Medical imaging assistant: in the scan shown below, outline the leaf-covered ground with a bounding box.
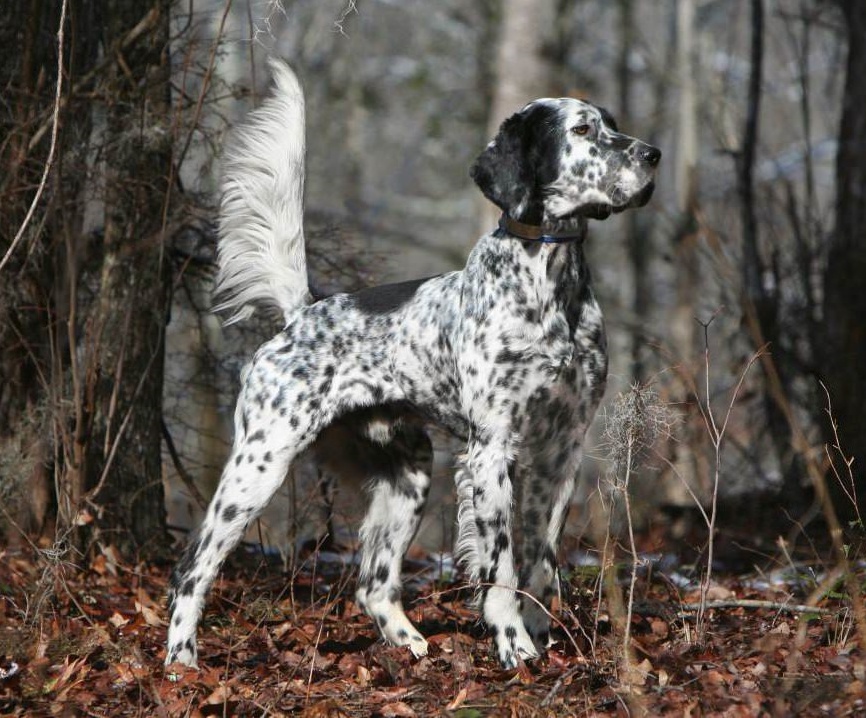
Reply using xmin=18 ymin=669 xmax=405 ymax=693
xmin=0 ymin=540 xmax=863 ymax=717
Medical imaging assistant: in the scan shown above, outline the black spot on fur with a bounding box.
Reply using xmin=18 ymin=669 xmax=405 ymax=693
xmin=222 ymin=505 xmax=238 ymax=523
xmin=495 ymin=532 xmax=509 ymax=551
xmin=353 ymin=276 xmax=439 ymax=315
xmin=375 ymin=563 xmax=389 ymax=584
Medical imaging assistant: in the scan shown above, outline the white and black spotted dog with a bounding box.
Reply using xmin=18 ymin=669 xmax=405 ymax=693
xmin=166 ymin=59 xmax=660 ymax=669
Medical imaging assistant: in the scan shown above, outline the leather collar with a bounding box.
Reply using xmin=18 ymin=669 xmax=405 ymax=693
xmin=497 ymin=214 xmax=585 ymax=244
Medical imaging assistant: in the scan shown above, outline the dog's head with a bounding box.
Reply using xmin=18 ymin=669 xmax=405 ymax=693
xmin=471 ymin=99 xmax=660 ymax=225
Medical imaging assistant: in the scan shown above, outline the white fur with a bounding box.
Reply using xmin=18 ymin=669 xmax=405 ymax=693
xmin=214 ymin=59 xmax=310 ymax=325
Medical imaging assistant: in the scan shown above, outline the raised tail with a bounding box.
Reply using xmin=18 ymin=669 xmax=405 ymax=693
xmin=213 ymin=58 xmax=310 ymax=325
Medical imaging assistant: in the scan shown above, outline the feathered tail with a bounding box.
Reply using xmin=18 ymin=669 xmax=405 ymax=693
xmin=213 ymin=58 xmax=310 ymax=325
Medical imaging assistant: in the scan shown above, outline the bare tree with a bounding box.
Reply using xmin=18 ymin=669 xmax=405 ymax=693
xmin=0 ymin=0 xmax=174 ymax=554
xmin=821 ymin=0 xmax=866 ymax=512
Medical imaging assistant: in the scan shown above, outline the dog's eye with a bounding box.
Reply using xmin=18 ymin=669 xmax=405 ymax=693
xmin=571 ymin=124 xmax=591 ymax=137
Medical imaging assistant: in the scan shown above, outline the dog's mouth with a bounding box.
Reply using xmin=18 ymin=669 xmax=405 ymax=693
xmin=573 ymin=181 xmax=656 ymax=221
xmin=618 ymin=180 xmax=656 ymax=211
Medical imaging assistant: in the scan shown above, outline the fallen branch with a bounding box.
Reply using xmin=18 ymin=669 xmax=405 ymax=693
xmin=678 ymin=598 xmax=834 ymax=616
xmin=540 ymin=663 xmax=586 ymax=708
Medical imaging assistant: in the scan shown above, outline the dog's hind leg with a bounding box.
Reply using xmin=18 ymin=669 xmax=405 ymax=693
xmin=166 ymin=372 xmax=321 ymax=666
xmin=355 ymin=424 xmax=432 ymax=658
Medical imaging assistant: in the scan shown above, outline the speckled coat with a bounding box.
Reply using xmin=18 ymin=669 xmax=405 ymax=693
xmin=166 ymin=59 xmax=660 ymax=669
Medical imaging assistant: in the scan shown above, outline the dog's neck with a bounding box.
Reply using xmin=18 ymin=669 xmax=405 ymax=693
xmin=471 ymin=214 xmax=592 ymax=312
xmin=496 ymin=214 xmax=588 ymax=244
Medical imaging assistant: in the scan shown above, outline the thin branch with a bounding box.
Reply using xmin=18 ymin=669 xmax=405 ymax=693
xmin=678 ymin=599 xmax=834 ymax=616
xmin=174 ymin=0 xmax=233 ymax=169
xmin=0 ymin=0 xmax=68 ymax=274
xmin=161 ymin=420 xmax=208 ymax=510
xmin=24 ymin=8 xmax=160 ymax=154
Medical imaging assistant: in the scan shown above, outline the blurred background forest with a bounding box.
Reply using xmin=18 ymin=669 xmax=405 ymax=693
xmin=1 ymin=0 xmax=864 ymax=567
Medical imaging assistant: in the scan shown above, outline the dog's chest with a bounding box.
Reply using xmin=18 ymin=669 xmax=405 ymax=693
xmin=429 ymin=238 xmax=606 ymax=423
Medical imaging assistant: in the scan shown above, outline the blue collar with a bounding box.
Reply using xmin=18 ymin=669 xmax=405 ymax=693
xmin=496 ymin=214 xmax=585 ymax=244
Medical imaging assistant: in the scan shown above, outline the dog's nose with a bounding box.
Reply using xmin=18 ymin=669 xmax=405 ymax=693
xmin=640 ymin=145 xmax=661 ymax=167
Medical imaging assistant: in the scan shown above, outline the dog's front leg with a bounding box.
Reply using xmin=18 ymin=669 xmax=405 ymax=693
xmin=464 ymin=430 xmax=539 ymax=668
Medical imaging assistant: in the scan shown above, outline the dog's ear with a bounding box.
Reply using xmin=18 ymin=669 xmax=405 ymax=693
xmin=470 ymin=111 xmax=533 ymax=221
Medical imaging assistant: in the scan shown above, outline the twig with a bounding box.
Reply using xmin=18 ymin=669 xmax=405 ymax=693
xmin=334 ymin=0 xmax=359 ymax=36
xmin=174 ymin=0 xmax=233 ymax=170
xmin=82 ymin=330 xmax=163 ymax=505
xmin=697 ymin=190 xmax=866 ymax=656
xmin=25 ymin=8 xmax=160 ymax=153
xmin=622 ymin=439 xmax=639 ymax=659
xmin=540 ymin=663 xmax=585 ymax=707
xmin=0 ymin=0 xmax=67 ymax=274
xmin=692 ymin=316 xmax=766 ymax=641
xmin=678 ymin=599 xmax=834 ymax=616
xmin=305 ymin=590 xmax=329 ymax=704
xmin=160 ymin=420 xmax=208 ymax=510
xmin=819 ymin=380 xmax=861 ymax=525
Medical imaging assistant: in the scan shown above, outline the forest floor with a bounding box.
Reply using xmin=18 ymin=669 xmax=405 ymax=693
xmin=0 ymin=531 xmax=863 ymax=717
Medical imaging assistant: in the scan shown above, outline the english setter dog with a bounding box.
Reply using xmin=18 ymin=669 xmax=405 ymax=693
xmin=166 ymin=59 xmax=660 ymax=669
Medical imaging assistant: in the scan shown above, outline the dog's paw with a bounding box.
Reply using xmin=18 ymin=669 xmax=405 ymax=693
xmin=165 ymin=641 xmax=198 ymax=668
xmin=406 ymin=633 xmax=429 ymax=658
xmin=367 ymin=599 xmax=429 ymax=659
xmin=494 ymin=623 xmax=540 ymax=669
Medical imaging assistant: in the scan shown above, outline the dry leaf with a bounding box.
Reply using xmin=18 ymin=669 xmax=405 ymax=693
xmin=108 ymin=611 xmax=129 ymax=628
xmin=446 ymin=686 xmax=468 ymax=711
xmin=650 ymin=618 xmax=670 ymax=638
xmin=204 ymin=683 xmax=232 ymax=705
xmin=705 ymin=584 xmax=734 ymax=600
xmin=378 ymin=701 xmax=416 ymax=717
xmin=620 ymin=659 xmax=651 ymax=687
xmin=135 ymin=600 xmax=164 ymax=627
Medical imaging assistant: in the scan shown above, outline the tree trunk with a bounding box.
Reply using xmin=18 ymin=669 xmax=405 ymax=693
xmin=0 ymin=0 xmax=172 ymax=554
xmin=618 ymin=0 xmax=651 ymax=381
xmin=477 ymin=0 xmax=556 ymax=235
xmin=0 ymin=0 xmax=99 ymax=538
xmin=75 ymin=0 xmax=172 ymax=553
xmin=670 ymin=0 xmax=699 ymax=368
xmin=821 ymin=0 xmax=866 ymax=516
